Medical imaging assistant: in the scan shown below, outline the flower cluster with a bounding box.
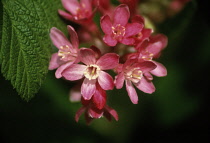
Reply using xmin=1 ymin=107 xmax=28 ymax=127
xmin=49 ymin=0 xmax=168 ymax=124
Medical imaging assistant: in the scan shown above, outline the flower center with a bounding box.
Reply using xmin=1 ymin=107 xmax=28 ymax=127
xmin=125 ymin=67 xmax=143 ymax=83
xmin=58 ymin=45 xmax=77 ymax=62
xmin=84 ymin=65 xmax=101 ymax=80
xmin=134 ymin=32 xmax=143 ymax=40
xmin=112 ymin=24 xmax=126 ymax=40
xmin=141 ymin=50 xmax=154 ymax=61
xmin=74 ymin=4 xmax=90 ymax=20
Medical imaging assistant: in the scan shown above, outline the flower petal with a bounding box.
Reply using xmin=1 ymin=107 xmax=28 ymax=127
xmin=150 ymin=34 xmax=168 ymax=49
xmin=80 ymin=48 xmax=96 ymax=65
xmin=103 ymin=35 xmax=118 ymax=46
xmin=137 ymin=61 xmax=157 ymax=73
xmin=144 ymin=72 xmax=153 ymax=81
xmin=50 ymin=27 xmax=71 ymax=49
xmin=135 ymin=76 xmax=155 ymax=94
xmin=97 ymin=53 xmax=119 ymax=70
xmin=75 ymin=106 xmax=86 ymax=122
xmin=100 ymin=15 xmax=112 ymax=34
xmin=115 ymin=63 xmax=124 ymax=73
xmin=141 ymin=28 xmax=153 ymax=41
xmin=61 ymin=0 xmax=79 ymax=15
xmin=135 ymin=39 xmax=149 ymax=52
xmin=58 ymin=10 xmax=74 ymax=21
xmin=123 ymin=58 xmax=138 ymax=69
xmin=104 ymin=105 xmax=119 ymax=121
xmin=81 ymin=78 xmax=96 ymax=100
xmin=92 ymin=83 xmax=106 ymax=109
xmin=125 ymin=80 xmax=138 ymax=104
xmin=150 ymin=61 xmax=167 ymax=77
xmin=90 ymin=45 xmax=101 ymax=59
xmin=67 ymin=25 xmax=79 ymax=51
xmin=147 ymin=34 xmax=168 ymax=58
xmin=81 ymin=0 xmax=92 ymax=12
xmin=62 ymin=64 xmax=86 ymax=80
xmin=132 ymin=15 xmax=145 ymax=24
xmin=88 ymin=106 xmax=103 ymax=119
xmin=134 ymin=28 xmax=153 ymax=46
xmin=98 ymin=71 xmax=114 ymax=90
xmin=48 ymin=53 xmax=62 ymax=70
xmin=121 ymin=37 xmax=135 ymax=45
xmin=55 ymin=61 xmax=75 ymax=78
xmin=113 ymin=4 xmax=130 ymax=26
xmin=125 ymin=23 xmax=143 ymax=37
xmin=115 ymin=72 xmax=125 ymax=89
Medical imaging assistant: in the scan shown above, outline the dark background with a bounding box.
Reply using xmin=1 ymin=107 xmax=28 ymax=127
xmin=1 ymin=0 xmax=210 ymax=143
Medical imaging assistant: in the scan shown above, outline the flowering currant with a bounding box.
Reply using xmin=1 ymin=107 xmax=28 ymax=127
xmin=58 ymin=0 xmax=95 ymax=24
xmin=131 ymin=15 xmax=153 ymax=46
xmin=115 ymin=59 xmax=156 ymax=104
xmin=130 ymin=34 xmax=168 ymax=77
xmin=100 ymin=4 xmax=143 ymax=46
xmin=62 ymin=48 xmax=119 ymax=100
xmin=49 ymin=0 xmax=169 ymax=123
xmin=49 ymin=25 xmax=80 ymax=78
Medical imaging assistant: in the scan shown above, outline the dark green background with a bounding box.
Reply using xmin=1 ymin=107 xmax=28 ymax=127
xmin=1 ymin=0 xmax=210 ymax=143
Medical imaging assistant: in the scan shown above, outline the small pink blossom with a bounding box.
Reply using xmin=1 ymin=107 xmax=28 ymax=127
xmin=136 ymin=34 xmax=168 ymax=59
xmin=100 ymin=4 xmax=143 ymax=46
xmin=58 ymin=0 xmax=95 ymax=24
xmin=49 ymin=25 xmax=80 ymax=78
xmin=134 ymin=34 xmax=168 ymax=77
xmin=62 ymin=48 xmax=119 ymax=100
xmin=131 ymin=15 xmax=153 ymax=46
xmin=115 ymin=59 xmax=156 ymax=104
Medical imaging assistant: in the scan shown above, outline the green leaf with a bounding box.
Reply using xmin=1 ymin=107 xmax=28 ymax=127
xmin=0 ymin=0 xmax=66 ymax=100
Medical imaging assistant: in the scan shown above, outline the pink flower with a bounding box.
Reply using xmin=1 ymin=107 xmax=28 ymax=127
xmin=135 ymin=34 xmax=168 ymax=77
xmin=131 ymin=15 xmax=153 ymax=46
xmin=100 ymin=4 xmax=143 ymax=46
xmin=115 ymin=59 xmax=156 ymax=104
xmin=58 ymin=0 xmax=95 ymax=24
xmin=49 ymin=25 xmax=80 ymax=78
xmin=62 ymin=48 xmax=119 ymax=100
xmin=75 ymin=83 xmax=118 ymax=124
xmin=136 ymin=34 xmax=168 ymax=59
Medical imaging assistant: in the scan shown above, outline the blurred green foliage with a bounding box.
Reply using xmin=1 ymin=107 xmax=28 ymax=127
xmin=1 ymin=0 xmax=210 ymax=143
